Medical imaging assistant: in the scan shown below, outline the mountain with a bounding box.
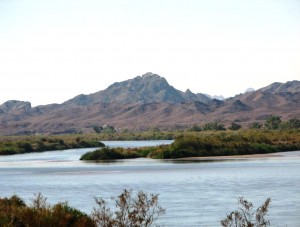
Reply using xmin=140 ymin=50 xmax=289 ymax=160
xmin=0 ymin=74 xmax=299 ymax=135
xmin=219 ymin=80 xmax=300 ymax=122
xmin=63 ymin=72 xmax=211 ymax=106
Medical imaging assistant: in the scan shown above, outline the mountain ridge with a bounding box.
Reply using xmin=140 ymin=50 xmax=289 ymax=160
xmin=0 ymin=73 xmax=299 ymax=135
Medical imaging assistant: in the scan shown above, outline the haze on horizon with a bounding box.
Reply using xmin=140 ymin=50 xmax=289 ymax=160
xmin=0 ymin=0 xmax=299 ymax=107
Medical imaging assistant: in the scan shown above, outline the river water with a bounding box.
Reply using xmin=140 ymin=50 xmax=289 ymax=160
xmin=0 ymin=140 xmax=299 ymax=226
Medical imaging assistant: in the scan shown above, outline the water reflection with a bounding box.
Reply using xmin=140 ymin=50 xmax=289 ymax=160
xmin=81 ymin=159 xmax=123 ymax=165
xmin=163 ymin=159 xmax=234 ymax=164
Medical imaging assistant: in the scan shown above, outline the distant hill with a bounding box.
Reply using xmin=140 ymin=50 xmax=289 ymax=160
xmin=0 ymin=73 xmax=299 ymax=135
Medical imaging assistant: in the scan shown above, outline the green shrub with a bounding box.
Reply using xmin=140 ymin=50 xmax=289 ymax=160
xmin=0 ymin=194 xmax=95 ymax=227
xmin=80 ymin=146 xmax=140 ymax=160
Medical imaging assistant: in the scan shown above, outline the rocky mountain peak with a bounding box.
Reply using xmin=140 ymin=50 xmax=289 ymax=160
xmin=261 ymin=82 xmax=283 ymax=93
xmin=260 ymin=80 xmax=300 ymax=94
xmin=141 ymin=72 xmax=160 ymax=79
xmin=63 ymin=72 xmax=212 ymax=106
xmin=140 ymin=72 xmax=170 ymax=91
xmin=0 ymin=100 xmax=31 ymax=113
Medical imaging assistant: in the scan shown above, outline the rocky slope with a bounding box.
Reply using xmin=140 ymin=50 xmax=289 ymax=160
xmin=0 ymin=73 xmax=299 ymax=135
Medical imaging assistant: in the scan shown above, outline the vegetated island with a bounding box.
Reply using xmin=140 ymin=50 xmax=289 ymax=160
xmin=80 ymin=129 xmax=300 ymax=161
xmin=0 ymin=134 xmax=105 ymax=155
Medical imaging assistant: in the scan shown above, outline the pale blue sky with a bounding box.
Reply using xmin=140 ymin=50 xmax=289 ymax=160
xmin=1 ymin=0 xmax=299 ymax=106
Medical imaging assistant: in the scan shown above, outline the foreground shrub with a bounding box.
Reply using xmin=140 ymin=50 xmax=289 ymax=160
xmin=221 ymin=197 xmax=271 ymax=227
xmin=0 ymin=190 xmax=165 ymax=227
xmin=0 ymin=192 xmax=272 ymax=226
xmin=92 ymin=189 xmax=166 ymax=227
xmin=0 ymin=193 xmax=95 ymax=227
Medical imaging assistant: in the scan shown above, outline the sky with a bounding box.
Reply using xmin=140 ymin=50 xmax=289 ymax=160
xmin=0 ymin=0 xmax=299 ymax=106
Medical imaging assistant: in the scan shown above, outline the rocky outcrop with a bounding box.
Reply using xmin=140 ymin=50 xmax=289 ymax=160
xmin=0 ymin=100 xmax=31 ymax=114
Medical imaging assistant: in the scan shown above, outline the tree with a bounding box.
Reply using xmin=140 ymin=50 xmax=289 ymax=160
xmin=228 ymin=122 xmax=242 ymax=130
xmin=221 ymin=197 xmax=271 ymax=227
xmin=93 ymin=126 xmax=103 ymax=133
xmin=281 ymin=118 xmax=300 ymax=130
xmin=287 ymin=118 xmax=300 ymax=129
xmin=249 ymin=122 xmax=262 ymax=129
xmin=203 ymin=122 xmax=226 ymax=131
xmin=264 ymin=115 xmax=281 ymax=130
xmin=92 ymin=189 xmax=165 ymax=227
xmin=103 ymin=125 xmax=116 ymax=133
xmin=188 ymin=124 xmax=202 ymax=132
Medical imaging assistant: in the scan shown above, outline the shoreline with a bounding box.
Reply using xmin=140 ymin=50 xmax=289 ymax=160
xmin=175 ymin=150 xmax=300 ymax=161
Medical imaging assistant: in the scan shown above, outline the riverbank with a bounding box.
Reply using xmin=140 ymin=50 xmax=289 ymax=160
xmin=176 ymin=150 xmax=300 ymax=161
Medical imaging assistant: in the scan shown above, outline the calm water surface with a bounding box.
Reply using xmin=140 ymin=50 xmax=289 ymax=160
xmin=0 ymin=140 xmax=299 ymax=226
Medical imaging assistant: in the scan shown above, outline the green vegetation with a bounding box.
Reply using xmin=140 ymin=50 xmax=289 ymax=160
xmin=93 ymin=125 xmax=116 ymax=134
xmin=0 ymin=190 xmax=165 ymax=227
xmin=249 ymin=122 xmax=262 ymax=129
xmin=0 ymin=134 xmax=105 ymax=155
xmin=202 ymin=122 xmax=226 ymax=131
xmin=0 ymin=193 xmax=95 ymax=227
xmin=1 ymin=116 xmax=300 ymax=158
xmin=188 ymin=116 xmax=300 ymax=132
xmin=80 ymin=129 xmax=300 ymax=160
xmin=80 ymin=146 xmax=140 ymax=160
xmin=0 ymin=131 xmax=176 ymax=156
xmin=228 ymin=122 xmax=242 ymax=130
xmin=148 ymin=130 xmax=300 ymax=159
xmin=264 ymin=115 xmax=300 ymax=130
xmin=264 ymin=115 xmax=282 ymax=130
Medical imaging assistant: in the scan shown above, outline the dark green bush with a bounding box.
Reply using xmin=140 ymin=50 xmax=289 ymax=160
xmin=0 ymin=194 xmax=95 ymax=227
xmin=80 ymin=146 xmax=141 ymax=160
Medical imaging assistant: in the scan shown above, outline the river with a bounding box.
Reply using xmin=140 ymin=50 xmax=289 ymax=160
xmin=0 ymin=140 xmax=299 ymax=226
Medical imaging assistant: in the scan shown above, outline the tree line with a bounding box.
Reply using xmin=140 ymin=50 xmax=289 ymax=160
xmin=188 ymin=116 xmax=300 ymax=132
